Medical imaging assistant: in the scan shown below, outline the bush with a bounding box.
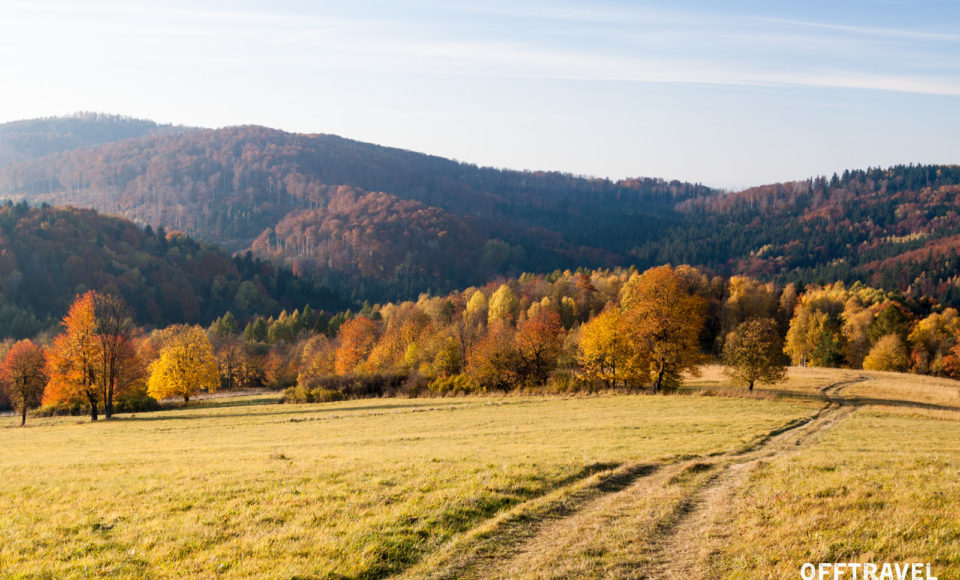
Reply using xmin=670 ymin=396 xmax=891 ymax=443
xmin=542 ymin=371 xmax=585 ymax=394
xmin=281 ymin=372 xmax=432 ymax=403
xmin=115 ymin=392 xmax=161 ymax=413
xmin=33 ymin=401 xmax=87 ymax=417
xmin=32 ymin=393 xmax=160 ymax=416
xmin=282 ymin=384 xmax=346 ymax=403
xmin=429 ymin=374 xmax=477 ymax=395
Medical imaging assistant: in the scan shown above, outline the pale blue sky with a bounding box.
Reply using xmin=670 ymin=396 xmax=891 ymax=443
xmin=1 ymin=0 xmax=958 ymax=187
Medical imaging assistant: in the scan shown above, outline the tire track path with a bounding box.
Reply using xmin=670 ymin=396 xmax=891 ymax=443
xmin=639 ymin=375 xmax=869 ymax=579
xmin=401 ymin=376 xmax=869 ymax=579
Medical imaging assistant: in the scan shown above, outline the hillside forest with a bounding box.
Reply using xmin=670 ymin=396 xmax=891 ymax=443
xmin=6 ymin=116 xmax=960 ymax=306
xmin=0 ymin=203 xmax=345 ymax=338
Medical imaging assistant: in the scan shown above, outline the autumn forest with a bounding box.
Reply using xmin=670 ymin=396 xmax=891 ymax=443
xmin=3 ymin=114 xmax=960 ymax=421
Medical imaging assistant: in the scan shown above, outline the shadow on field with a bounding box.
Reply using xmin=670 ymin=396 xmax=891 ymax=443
xmin=112 ymin=398 xmax=467 ymax=422
xmin=719 ymin=386 xmax=960 ymax=413
xmin=839 ymin=396 xmax=960 ymax=413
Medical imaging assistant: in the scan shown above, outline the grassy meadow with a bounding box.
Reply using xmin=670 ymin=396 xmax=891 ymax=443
xmin=712 ymin=409 xmax=960 ymax=578
xmin=1 ymin=366 xmax=959 ymax=578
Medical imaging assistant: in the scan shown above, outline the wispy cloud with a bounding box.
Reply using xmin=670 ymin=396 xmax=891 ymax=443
xmin=760 ymin=16 xmax=960 ymax=43
xmin=3 ymin=0 xmax=957 ymax=98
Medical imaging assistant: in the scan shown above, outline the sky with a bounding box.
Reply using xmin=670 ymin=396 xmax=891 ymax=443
xmin=1 ymin=0 xmax=959 ymax=188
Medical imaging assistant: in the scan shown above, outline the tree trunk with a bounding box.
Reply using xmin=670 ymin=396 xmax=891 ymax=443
xmin=88 ymin=393 xmax=98 ymax=421
xmin=653 ymin=365 xmax=665 ymax=393
xmin=749 ymin=379 xmax=754 ymax=391
xmin=183 ymin=394 xmax=189 ymax=405
xmin=105 ymin=374 xmax=113 ymax=419
xmin=20 ymin=407 xmax=27 ymax=427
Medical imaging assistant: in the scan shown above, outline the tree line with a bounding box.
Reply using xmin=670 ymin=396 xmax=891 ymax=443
xmin=6 ymin=263 xmax=960 ymax=425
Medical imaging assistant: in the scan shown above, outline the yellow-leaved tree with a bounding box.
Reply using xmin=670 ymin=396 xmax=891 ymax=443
xmin=619 ymin=265 xmax=707 ymax=392
xmin=147 ymin=325 xmax=219 ymax=403
xmin=863 ymin=333 xmax=909 ymax=372
xmin=908 ymin=308 xmax=960 ymax=375
xmin=576 ymin=306 xmax=633 ymax=388
xmin=487 ymin=284 xmax=520 ymax=325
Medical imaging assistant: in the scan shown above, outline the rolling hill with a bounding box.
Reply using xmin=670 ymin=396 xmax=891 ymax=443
xmin=0 ymin=113 xmax=193 ymax=168
xmin=1 ymin=115 xmax=959 ymax=305
xmin=0 ymin=203 xmax=344 ymax=338
xmin=0 ymin=121 xmax=711 ymax=300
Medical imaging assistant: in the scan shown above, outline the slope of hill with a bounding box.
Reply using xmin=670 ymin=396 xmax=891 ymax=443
xmin=0 ymin=203 xmax=344 ymax=338
xmin=662 ymin=165 xmax=960 ymax=302
xmin=0 ymin=123 xmax=709 ymax=299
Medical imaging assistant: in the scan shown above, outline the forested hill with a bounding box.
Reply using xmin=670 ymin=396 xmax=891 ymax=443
xmin=658 ymin=165 xmax=960 ymax=304
xmin=0 ymin=123 xmax=713 ymax=300
xmin=0 ymin=113 xmax=193 ymax=168
xmin=0 ymin=203 xmax=344 ymax=338
xmin=1 ymin=116 xmax=960 ymax=306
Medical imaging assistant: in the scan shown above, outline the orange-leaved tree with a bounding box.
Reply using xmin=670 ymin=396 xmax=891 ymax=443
xmin=620 ymin=265 xmax=706 ymax=392
xmin=1 ymin=339 xmax=47 ymax=426
xmin=45 ymin=291 xmax=101 ymax=420
xmin=515 ymin=308 xmax=565 ymax=387
xmin=44 ymin=291 xmax=141 ymax=420
xmin=334 ymin=317 xmax=378 ymax=375
xmin=465 ymin=319 xmax=518 ymax=391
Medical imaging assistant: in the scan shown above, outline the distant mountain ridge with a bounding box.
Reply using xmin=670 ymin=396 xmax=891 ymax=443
xmin=1 ymin=115 xmax=960 ymax=306
xmin=0 ymin=112 xmax=195 ymax=168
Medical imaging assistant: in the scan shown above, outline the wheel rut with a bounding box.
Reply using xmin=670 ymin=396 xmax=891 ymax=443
xmin=400 ymin=376 xmax=870 ymax=579
xmin=639 ymin=375 xmax=869 ymax=579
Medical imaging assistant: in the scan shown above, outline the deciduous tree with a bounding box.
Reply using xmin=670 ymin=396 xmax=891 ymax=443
xmin=620 ymin=266 xmax=706 ymax=392
xmin=147 ymin=325 xmax=219 ymax=403
xmin=1 ymin=339 xmax=47 ymax=426
xmin=576 ymin=306 xmax=633 ymax=388
xmin=465 ymin=320 xmax=518 ymax=391
xmin=93 ymin=293 xmax=136 ymax=419
xmin=334 ymin=317 xmax=378 ymax=375
xmin=45 ymin=292 xmax=101 ymax=420
xmin=863 ymin=334 xmax=909 ymax=372
xmin=487 ymin=284 xmax=519 ymax=325
xmin=515 ymin=309 xmax=564 ymax=387
xmin=907 ymin=308 xmax=960 ymax=375
xmin=722 ymin=318 xmax=787 ymax=391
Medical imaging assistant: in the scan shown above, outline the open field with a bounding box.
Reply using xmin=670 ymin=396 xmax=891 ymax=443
xmin=2 ymin=366 xmax=959 ymax=578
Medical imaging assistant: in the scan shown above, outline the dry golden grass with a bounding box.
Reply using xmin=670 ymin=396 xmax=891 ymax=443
xmin=845 ymin=369 xmax=960 ymax=409
xmin=5 ymin=367 xmax=958 ymax=579
xmin=684 ymin=364 xmax=863 ymax=397
xmin=0 ymin=393 xmax=810 ymax=579
xmin=711 ymin=407 xmax=960 ymax=579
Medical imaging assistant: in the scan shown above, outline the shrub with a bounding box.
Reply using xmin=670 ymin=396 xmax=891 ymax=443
xmin=282 ymin=372 xmax=432 ymax=403
xmin=114 ymin=392 xmax=161 ymax=413
xmin=429 ymin=374 xmax=476 ymax=395
xmin=33 ymin=392 xmax=161 ymax=417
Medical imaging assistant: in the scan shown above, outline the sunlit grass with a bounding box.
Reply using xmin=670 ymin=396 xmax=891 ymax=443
xmin=845 ymin=370 xmax=960 ymax=410
xmin=0 ymin=394 xmax=810 ymax=578
xmin=712 ymin=407 xmax=960 ymax=579
xmin=683 ymin=364 xmax=862 ymax=397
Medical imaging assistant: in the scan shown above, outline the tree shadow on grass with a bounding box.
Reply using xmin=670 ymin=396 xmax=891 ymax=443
xmin=111 ymin=398 xmax=471 ymax=422
xmin=702 ymin=385 xmax=960 ymax=414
